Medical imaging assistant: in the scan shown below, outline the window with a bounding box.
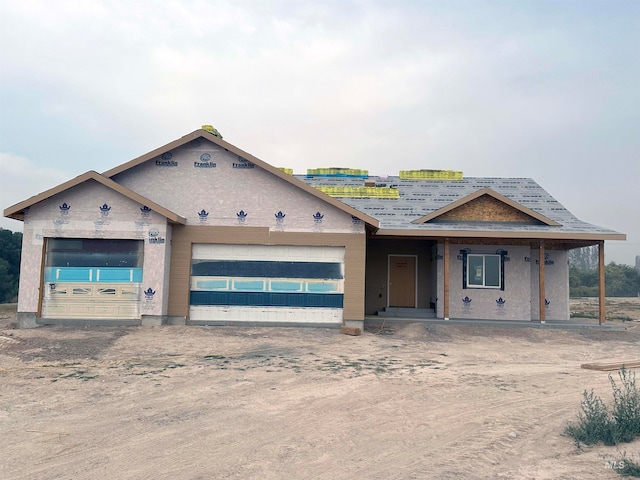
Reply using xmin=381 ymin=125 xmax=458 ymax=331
xmin=45 ymin=238 xmax=143 ymax=268
xmin=465 ymin=254 xmax=503 ymax=289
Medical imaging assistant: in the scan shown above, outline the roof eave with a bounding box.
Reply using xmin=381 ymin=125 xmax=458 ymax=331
xmin=102 ymin=131 xmax=204 ymax=178
xmin=3 ymin=211 xmax=25 ymax=222
xmin=374 ymin=228 xmax=626 ymax=241
xmin=4 ymin=170 xmax=97 ymax=221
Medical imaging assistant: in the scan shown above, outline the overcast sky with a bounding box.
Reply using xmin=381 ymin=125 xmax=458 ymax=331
xmin=1 ymin=0 xmax=638 ymax=264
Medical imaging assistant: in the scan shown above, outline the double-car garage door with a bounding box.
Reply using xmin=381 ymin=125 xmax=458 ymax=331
xmin=189 ymin=244 xmax=344 ymax=324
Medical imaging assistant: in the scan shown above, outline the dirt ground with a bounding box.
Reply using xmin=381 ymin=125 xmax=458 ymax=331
xmin=1 ymin=303 xmax=639 ymax=480
xmin=570 ymin=296 xmax=640 ymax=322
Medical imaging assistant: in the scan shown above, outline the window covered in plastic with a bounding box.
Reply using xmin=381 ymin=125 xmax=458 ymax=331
xmin=45 ymin=238 xmax=143 ymax=268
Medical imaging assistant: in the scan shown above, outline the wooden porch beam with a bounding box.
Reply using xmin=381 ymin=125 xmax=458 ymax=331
xmin=444 ymin=238 xmax=450 ymax=320
xmin=37 ymin=240 xmax=46 ymax=319
xmin=539 ymin=240 xmax=545 ymax=323
xmin=599 ymin=240 xmax=605 ymax=325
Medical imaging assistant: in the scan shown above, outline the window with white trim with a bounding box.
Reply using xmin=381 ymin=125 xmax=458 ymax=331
xmin=465 ymin=254 xmax=502 ymax=289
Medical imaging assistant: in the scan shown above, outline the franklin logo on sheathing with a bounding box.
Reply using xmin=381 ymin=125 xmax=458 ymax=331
xmin=233 ymin=156 xmax=254 ymax=169
xmin=156 ymin=152 xmax=178 ymax=167
xmin=195 ymin=153 xmax=216 ymax=168
xmin=148 ymin=229 xmax=165 ymax=244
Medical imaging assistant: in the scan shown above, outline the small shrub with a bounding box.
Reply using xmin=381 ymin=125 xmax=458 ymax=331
xmin=565 ymin=368 xmax=640 ymax=446
xmin=565 ymin=389 xmax=616 ymax=445
xmin=615 ymin=452 xmax=640 ymax=477
xmin=610 ymin=369 xmax=640 ymax=443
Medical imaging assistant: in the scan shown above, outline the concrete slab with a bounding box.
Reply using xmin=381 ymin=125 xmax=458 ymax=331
xmin=36 ymin=318 xmax=141 ymax=327
xmin=17 ymin=312 xmax=38 ymax=329
xmin=365 ymin=316 xmax=627 ymax=331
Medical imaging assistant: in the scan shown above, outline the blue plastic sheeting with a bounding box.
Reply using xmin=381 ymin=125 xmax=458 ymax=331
xmin=191 ymin=277 xmax=341 ymax=294
xmin=190 ymin=291 xmax=344 ymax=308
xmin=269 ymin=281 xmax=303 ymax=292
xmin=233 ymin=280 xmax=266 ymax=291
xmin=195 ymin=280 xmax=229 ymax=290
xmin=306 ymin=282 xmax=339 ymax=293
xmin=44 ymin=267 xmax=143 ymax=283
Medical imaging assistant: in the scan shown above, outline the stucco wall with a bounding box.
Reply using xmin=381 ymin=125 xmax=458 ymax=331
xmin=19 ymin=181 xmax=170 ymax=317
xmin=112 ymin=139 xmax=363 ymax=234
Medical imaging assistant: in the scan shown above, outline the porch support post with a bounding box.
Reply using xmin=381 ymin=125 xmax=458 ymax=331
xmin=37 ymin=240 xmax=46 ymax=319
xmin=598 ymin=240 xmax=605 ymax=325
xmin=444 ymin=238 xmax=450 ymax=320
xmin=539 ymin=239 xmax=545 ymax=323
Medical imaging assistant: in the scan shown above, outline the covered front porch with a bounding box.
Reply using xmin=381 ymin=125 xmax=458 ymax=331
xmin=364 ymin=233 xmax=609 ymax=324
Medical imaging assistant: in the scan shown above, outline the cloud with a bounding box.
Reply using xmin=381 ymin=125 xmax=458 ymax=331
xmin=0 ymin=0 xmax=638 ymax=262
xmin=0 ymin=153 xmax=70 ymax=231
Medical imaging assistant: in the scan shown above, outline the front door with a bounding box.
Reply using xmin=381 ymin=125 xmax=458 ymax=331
xmin=388 ymin=255 xmax=416 ymax=307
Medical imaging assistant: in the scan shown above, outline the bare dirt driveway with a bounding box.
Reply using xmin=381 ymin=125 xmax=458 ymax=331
xmin=1 ymin=307 xmax=639 ymax=479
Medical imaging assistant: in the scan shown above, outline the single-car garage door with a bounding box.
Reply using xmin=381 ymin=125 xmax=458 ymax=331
xmin=189 ymin=244 xmax=344 ymax=324
xmin=41 ymin=238 xmax=143 ymax=320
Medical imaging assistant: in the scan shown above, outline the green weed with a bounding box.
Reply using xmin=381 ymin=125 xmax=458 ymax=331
xmin=564 ymin=368 xmax=640 ymax=446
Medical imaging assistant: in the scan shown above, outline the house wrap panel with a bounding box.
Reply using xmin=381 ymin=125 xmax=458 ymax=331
xmin=112 ymin=139 xmax=363 ymax=233
xmin=531 ymin=249 xmax=569 ymax=320
xmin=438 ymin=243 xmax=534 ymax=321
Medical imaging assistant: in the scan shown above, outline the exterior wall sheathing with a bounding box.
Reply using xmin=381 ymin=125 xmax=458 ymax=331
xmin=530 ymin=249 xmax=569 ymax=321
xmin=436 ymin=242 xmax=569 ymax=321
